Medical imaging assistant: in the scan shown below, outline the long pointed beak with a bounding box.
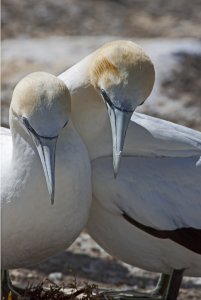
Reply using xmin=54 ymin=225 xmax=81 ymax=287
xmin=29 ymin=133 xmax=58 ymax=204
xmin=107 ymin=105 xmax=133 ymax=177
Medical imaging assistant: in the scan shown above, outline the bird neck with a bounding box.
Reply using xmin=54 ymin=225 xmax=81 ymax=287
xmin=59 ymin=54 xmax=113 ymax=160
xmin=59 ymin=53 xmax=93 ymax=92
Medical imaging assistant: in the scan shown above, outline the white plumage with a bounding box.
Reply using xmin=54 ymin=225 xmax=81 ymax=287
xmin=88 ymin=113 xmax=201 ymax=276
xmin=1 ymin=72 xmax=91 ymax=269
xmin=59 ymin=40 xmax=201 ymax=298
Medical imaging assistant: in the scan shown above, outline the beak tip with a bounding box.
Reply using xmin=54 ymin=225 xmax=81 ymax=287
xmin=113 ymin=171 xmax=118 ymax=179
xmin=47 ymin=183 xmax=55 ymax=205
xmin=113 ymin=151 xmax=122 ymax=179
xmin=50 ymin=189 xmax=55 ymax=205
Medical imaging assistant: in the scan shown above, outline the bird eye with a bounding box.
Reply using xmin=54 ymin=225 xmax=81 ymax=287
xmin=62 ymin=120 xmax=68 ymax=128
xmin=21 ymin=117 xmax=43 ymax=140
xmin=100 ymin=89 xmax=107 ymax=99
xmin=22 ymin=117 xmax=33 ymax=132
xmin=100 ymin=89 xmax=133 ymax=113
xmin=100 ymin=89 xmax=113 ymax=106
xmin=139 ymin=100 xmax=145 ymax=106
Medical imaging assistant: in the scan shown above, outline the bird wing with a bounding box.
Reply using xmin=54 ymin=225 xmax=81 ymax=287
xmin=92 ymin=113 xmax=201 ymax=254
xmin=124 ymin=112 xmax=201 ymax=158
xmin=92 ymin=155 xmax=201 ymax=231
xmin=92 ymin=155 xmax=201 ymax=254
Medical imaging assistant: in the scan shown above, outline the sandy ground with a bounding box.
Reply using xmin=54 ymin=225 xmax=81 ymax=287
xmin=1 ymin=1 xmax=201 ymax=299
xmin=2 ymin=0 xmax=201 ymax=39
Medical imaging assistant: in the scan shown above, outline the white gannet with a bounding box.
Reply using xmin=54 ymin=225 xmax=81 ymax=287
xmin=59 ymin=40 xmax=201 ymax=300
xmin=1 ymin=72 xmax=91 ymax=297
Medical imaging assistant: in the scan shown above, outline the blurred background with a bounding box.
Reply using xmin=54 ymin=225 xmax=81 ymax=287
xmin=1 ymin=1 xmax=201 ymax=299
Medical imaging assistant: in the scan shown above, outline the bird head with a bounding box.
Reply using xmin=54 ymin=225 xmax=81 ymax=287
xmin=90 ymin=40 xmax=155 ymax=176
xmin=11 ymin=72 xmax=71 ymax=204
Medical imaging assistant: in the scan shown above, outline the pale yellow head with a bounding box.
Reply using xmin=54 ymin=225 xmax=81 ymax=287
xmin=90 ymin=40 xmax=155 ymax=175
xmin=11 ymin=72 xmax=71 ymax=137
xmin=90 ymin=40 xmax=155 ymax=110
xmin=10 ymin=72 xmax=72 ymax=204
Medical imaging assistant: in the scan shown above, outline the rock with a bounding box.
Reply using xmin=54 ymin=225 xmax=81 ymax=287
xmin=48 ymin=272 xmax=63 ymax=282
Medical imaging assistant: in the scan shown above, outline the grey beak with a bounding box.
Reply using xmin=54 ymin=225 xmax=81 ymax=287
xmin=29 ymin=132 xmax=58 ymax=204
xmin=106 ymin=105 xmax=133 ymax=177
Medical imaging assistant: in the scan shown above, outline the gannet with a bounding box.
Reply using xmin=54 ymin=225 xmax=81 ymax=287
xmin=1 ymin=72 xmax=91 ymax=297
xmin=59 ymin=40 xmax=201 ymax=299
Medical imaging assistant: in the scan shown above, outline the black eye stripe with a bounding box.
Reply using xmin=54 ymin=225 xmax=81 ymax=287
xmin=62 ymin=120 xmax=68 ymax=128
xmin=100 ymin=89 xmax=133 ymax=113
xmin=100 ymin=89 xmax=114 ymax=108
xmin=22 ymin=117 xmax=38 ymax=136
xmin=139 ymin=100 xmax=145 ymax=106
xmin=21 ymin=117 xmax=59 ymax=140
